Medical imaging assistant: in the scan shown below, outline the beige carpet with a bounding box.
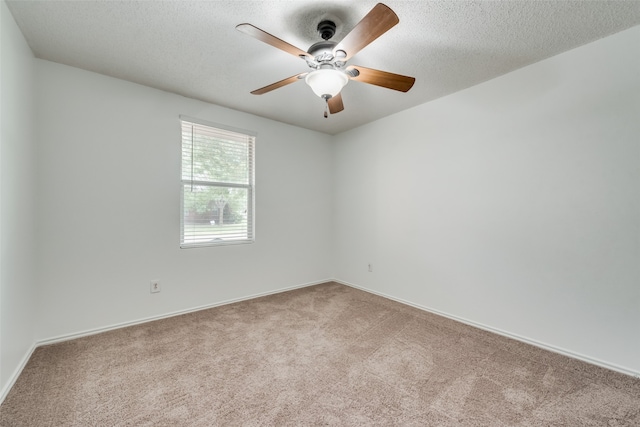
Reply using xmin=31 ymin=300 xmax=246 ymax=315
xmin=1 ymin=282 xmax=639 ymax=426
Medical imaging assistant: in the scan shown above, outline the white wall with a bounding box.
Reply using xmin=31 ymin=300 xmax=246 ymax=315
xmin=0 ymin=1 xmax=37 ymax=394
xmin=34 ymin=60 xmax=334 ymax=340
xmin=333 ymin=26 xmax=640 ymax=374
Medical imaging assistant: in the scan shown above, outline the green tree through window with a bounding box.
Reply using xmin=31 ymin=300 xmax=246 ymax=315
xmin=180 ymin=117 xmax=255 ymax=247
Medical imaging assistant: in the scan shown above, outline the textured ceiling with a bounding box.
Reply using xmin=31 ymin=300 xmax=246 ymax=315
xmin=6 ymin=1 xmax=640 ymax=135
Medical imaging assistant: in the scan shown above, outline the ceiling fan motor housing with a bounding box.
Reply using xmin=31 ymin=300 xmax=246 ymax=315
xmin=307 ymin=40 xmax=337 ymax=59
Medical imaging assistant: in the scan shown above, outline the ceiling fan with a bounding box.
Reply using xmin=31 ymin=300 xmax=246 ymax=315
xmin=236 ymin=3 xmax=415 ymax=117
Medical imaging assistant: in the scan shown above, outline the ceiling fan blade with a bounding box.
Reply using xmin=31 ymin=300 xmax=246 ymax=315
xmin=236 ymin=23 xmax=311 ymax=59
xmin=251 ymin=73 xmax=307 ymax=95
xmin=328 ymin=93 xmax=344 ymax=114
xmin=334 ymin=3 xmax=399 ymax=61
xmin=347 ymin=65 xmax=415 ymax=92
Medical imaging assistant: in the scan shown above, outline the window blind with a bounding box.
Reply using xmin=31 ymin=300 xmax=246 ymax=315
xmin=180 ymin=117 xmax=255 ymax=248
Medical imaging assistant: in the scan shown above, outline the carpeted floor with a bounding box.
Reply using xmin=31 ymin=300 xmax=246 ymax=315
xmin=1 ymin=282 xmax=639 ymax=426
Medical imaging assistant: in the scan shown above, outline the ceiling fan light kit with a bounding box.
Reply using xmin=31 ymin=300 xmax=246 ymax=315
xmin=236 ymin=3 xmax=415 ymax=117
xmin=305 ymin=68 xmax=349 ymax=98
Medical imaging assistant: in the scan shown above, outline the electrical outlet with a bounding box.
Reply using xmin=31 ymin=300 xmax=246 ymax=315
xmin=368 ymin=263 xmax=373 ymax=272
xmin=150 ymin=280 xmax=161 ymax=293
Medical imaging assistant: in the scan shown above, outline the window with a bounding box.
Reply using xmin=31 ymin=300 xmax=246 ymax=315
xmin=180 ymin=116 xmax=255 ymax=248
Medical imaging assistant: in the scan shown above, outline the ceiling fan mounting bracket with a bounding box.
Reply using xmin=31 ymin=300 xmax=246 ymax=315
xmin=317 ymin=20 xmax=337 ymax=41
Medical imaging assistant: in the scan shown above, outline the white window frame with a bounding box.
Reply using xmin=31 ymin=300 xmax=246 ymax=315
xmin=180 ymin=115 xmax=255 ymax=248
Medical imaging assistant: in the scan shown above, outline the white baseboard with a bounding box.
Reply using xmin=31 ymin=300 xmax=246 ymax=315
xmin=333 ymin=279 xmax=640 ymax=379
xmin=5 ymin=277 xmax=635 ymax=407
xmin=38 ymin=278 xmax=330 ymax=347
xmin=0 ymin=342 xmax=37 ymax=404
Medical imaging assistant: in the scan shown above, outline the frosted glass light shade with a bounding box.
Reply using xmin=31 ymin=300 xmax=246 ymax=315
xmin=305 ymin=69 xmax=349 ymax=98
